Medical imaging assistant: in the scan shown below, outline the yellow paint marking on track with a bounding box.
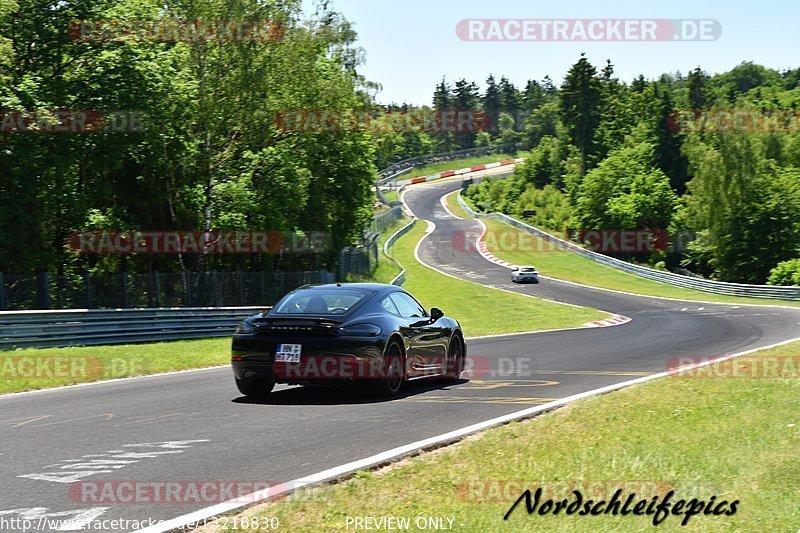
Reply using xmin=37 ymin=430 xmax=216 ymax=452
xmin=402 ymin=396 xmax=558 ymax=405
xmin=495 ymin=370 xmax=652 ymax=377
xmin=464 ymin=380 xmax=560 ymax=389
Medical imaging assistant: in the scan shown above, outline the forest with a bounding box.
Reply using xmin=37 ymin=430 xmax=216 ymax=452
xmin=1 ymin=0 xmax=799 ymax=287
xmin=408 ymin=58 xmax=800 ymax=285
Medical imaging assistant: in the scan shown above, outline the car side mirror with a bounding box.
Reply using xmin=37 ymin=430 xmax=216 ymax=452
xmin=430 ymin=307 xmax=444 ymax=322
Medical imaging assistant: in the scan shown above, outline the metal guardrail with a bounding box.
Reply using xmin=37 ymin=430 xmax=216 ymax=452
xmin=383 ymin=218 xmax=418 ymax=286
xmin=377 ymin=143 xmax=518 ymax=181
xmin=0 ymin=306 xmax=269 ymax=349
xmin=457 ymin=192 xmax=800 ymax=301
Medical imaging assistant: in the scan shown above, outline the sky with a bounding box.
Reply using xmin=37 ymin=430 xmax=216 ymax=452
xmin=301 ymin=0 xmax=800 ymax=106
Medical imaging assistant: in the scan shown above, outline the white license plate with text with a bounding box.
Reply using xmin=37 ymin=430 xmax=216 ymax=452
xmin=275 ymin=343 xmax=302 ymax=363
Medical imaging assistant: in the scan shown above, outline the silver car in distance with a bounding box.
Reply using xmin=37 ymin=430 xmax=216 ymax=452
xmin=511 ymin=266 xmax=539 ymax=284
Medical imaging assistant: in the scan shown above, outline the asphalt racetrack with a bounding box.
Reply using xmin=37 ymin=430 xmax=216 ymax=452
xmin=1 ymin=179 xmax=799 ymax=532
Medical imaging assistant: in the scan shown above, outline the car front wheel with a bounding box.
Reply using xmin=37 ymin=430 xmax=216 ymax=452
xmin=444 ymin=336 xmax=464 ymax=381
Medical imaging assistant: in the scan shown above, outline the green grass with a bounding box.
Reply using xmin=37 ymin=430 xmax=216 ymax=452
xmin=384 ymin=222 xmax=607 ymax=336
xmin=444 ymin=189 xmax=473 ymax=219
xmin=0 ymin=337 xmax=230 ymax=394
xmin=381 ymin=188 xmax=400 ymax=203
xmin=457 ymin=194 xmax=800 ymax=307
xmin=404 ymin=153 xmax=517 ymax=180
xmin=207 ymin=338 xmax=800 ymax=533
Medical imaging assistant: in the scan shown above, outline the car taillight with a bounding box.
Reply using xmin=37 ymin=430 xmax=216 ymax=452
xmin=338 ymin=324 xmax=381 ymax=337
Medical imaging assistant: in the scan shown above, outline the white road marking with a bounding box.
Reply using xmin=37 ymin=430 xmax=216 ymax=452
xmin=133 ymin=335 xmax=800 ymax=533
xmin=19 ymin=440 xmax=210 ymax=484
xmin=439 ymin=191 xmax=462 ymax=219
xmin=0 ymin=365 xmax=228 ymax=400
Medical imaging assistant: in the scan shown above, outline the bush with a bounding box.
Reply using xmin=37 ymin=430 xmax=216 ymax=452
xmin=767 ymin=258 xmax=800 ymax=286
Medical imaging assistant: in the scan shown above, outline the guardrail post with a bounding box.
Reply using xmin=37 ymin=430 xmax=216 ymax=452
xmin=84 ymin=272 xmax=92 ymax=308
xmin=122 ymin=272 xmax=129 ymax=308
xmin=37 ymin=272 xmax=50 ymax=309
xmin=185 ymin=272 xmax=192 ymax=306
xmin=153 ymin=270 xmax=161 ymax=307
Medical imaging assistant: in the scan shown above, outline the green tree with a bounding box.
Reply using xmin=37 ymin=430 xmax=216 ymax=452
xmin=559 ymin=54 xmax=603 ymax=175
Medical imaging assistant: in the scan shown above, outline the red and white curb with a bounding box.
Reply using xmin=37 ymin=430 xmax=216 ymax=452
xmin=476 ymin=239 xmax=518 ymax=268
xmin=400 ymin=158 xmax=524 ymax=186
xmin=584 ymin=314 xmax=632 ymax=327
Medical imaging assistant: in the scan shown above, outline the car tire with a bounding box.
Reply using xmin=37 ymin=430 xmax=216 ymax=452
xmin=444 ymin=335 xmax=464 ymax=381
xmin=375 ymin=341 xmax=405 ymax=397
xmin=235 ymin=376 xmax=275 ymax=397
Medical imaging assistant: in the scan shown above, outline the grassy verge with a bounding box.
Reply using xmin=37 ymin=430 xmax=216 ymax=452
xmin=444 ymin=189 xmax=472 ymax=219
xmin=384 ymin=222 xmax=607 ymax=336
xmin=347 ymin=215 xmax=412 ymax=285
xmin=0 ymin=337 xmax=230 ymax=394
xmin=200 ymin=338 xmax=800 ymax=532
xmin=458 ymin=193 xmax=800 ymax=307
xmin=404 ymin=153 xmax=516 ymax=180
xmin=381 ymin=188 xmax=400 ymax=203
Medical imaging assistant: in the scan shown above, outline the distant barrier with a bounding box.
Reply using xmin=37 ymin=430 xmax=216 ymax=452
xmin=0 ymin=306 xmax=270 ymax=349
xmin=457 ymin=192 xmax=800 ymax=301
xmin=383 ymin=218 xmax=418 ymax=286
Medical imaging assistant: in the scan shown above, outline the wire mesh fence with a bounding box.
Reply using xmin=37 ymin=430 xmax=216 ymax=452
xmin=0 ymin=270 xmax=335 ymax=310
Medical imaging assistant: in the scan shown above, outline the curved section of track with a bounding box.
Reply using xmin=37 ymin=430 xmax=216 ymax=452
xmin=404 ymin=179 xmax=800 ymax=376
xmin=0 ymin=180 xmax=798 ymax=531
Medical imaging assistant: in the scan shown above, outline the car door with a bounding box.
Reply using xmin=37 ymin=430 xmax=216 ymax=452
xmin=389 ymin=292 xmax=448 ymax=376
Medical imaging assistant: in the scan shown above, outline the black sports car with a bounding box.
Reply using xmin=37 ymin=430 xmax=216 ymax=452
xmin=231 ymin=283 xmax=465 ymax=397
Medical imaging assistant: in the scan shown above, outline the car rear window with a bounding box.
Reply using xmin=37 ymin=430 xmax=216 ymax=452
xmin=520 ymin=267 xmax=537 ymax=272
xmin=272 ymin=289 xmax=369 ymax=315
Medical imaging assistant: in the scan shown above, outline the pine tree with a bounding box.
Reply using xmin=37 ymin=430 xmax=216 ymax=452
xmin=559 ymin=54 xmax=603 ymax=175
xmin=687 ymin=67 xmax=708 ymax=109
xmin=452 ymin=79 xmax=481 ymax=149
xmin=483 ymin=75 xmax=501 ymax=136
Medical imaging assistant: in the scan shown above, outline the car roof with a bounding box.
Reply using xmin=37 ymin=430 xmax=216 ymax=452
xmin=297 ymin=282 xmax=398 ymax=295
xmin=519 ymin=265 xmax=537 ymax=269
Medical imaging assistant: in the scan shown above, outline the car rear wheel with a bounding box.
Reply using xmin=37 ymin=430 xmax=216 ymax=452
xmin=375 ymin=341 xmax=405 ymax=397
xmin=444 ymin=336 xmax=464 ymax=381
xmin=235 ymin=376 xmax=275 ymax=397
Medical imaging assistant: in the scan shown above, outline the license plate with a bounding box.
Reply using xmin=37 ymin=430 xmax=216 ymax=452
xmin=275 ymin=343 xmax=302 ymax=363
